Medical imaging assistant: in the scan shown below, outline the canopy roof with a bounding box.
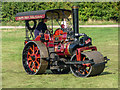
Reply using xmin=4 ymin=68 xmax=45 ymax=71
xmin=15 ymin=9 xmax=72 ymax=21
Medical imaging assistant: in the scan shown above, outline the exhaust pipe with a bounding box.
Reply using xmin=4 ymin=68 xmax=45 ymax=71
xmin=72 ymin=6 xmax=79 ymax=40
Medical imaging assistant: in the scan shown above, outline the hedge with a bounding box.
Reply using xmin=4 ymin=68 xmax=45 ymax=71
xmin=2 ymin=2 xmax=120 ymax=22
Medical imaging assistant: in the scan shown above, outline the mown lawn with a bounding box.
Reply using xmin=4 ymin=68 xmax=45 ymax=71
xmin=2 ymin=27 xmax=118 ymax=88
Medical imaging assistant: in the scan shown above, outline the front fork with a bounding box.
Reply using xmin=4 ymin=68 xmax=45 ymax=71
xmin=76 ymin=46 xmax=97 ymax=61
xmin=76 ymin=46 xmax=110 ymax=64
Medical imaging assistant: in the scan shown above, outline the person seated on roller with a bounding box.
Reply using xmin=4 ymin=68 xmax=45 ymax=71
xmin=34 ymin=17 xmax=48 ymax=38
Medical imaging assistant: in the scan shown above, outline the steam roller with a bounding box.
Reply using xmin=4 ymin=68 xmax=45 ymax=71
xmin=15 ymin=5 xmax=110 ymax=77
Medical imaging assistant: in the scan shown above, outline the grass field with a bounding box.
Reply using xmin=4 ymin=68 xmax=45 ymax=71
xmin=2 ymin=27 xmax=118 ymax=88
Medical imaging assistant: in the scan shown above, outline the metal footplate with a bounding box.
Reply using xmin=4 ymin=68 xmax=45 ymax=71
xmin=65 ymin=59 xmax=95 ymax=65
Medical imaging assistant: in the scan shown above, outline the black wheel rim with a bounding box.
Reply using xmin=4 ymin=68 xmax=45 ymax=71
xmin=22 ymin=42 xmax=41 ymax=75
xmin=70 ymin=54 xmax=92 ymax=77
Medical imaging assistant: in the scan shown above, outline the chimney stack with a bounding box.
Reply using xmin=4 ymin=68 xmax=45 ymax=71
xmin=72 ymin=6 xmax=79 ymax=40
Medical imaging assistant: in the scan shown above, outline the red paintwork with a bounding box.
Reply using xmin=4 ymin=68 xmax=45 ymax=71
xmin=25 ymin=40 xmax=28 ymax=44
xmin=54 ymin=29 xmax=63 ymax=35
xmin=76 ymin=49 xmax=81 ymax=61
xmin=24 ymin=40 xmax=34 ymax=44
xmin=25 ymin=28 xmax=97 ymax=58
xmin=35 ymin=35 xmax=41 ymax=41
xmin=54 ymin=43 xmax=64 ymax=56
xmin=31 ymin=28 xmax=69 ymax=56
xmin=53 ymin=29 xmax=67 ymax=42
xmin=44 ymin=34 xmax=49 ymax=41
xmin=85 ymin=38 xmax=91 ymax=44
xmin=15 ymin=14 xmax=45 ymax=21
xmin=76 ymin=46 xmax=97 ymax=61
xmin=64 ymin=42 xmax=71 ymax=55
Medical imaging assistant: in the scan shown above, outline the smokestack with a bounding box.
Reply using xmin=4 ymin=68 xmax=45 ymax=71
xmin=72 ymin=6 xmax=79 ymax=40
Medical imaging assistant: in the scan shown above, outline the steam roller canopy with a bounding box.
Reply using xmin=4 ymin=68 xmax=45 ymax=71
xmin=22 ymin=41 xmax=48 ymax=75
xmin=70 ymin=51 xmax=105 ymax=77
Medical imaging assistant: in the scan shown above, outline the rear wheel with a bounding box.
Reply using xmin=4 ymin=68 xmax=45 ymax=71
xmin=70 ymin=51 xmax=105 ymax=77
xmin=22 ymin=41 xmax=48 ymax=75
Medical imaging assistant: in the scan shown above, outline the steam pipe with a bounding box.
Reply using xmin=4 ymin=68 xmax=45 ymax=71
xmin=72 ymin=6 xmax=79 ymax=40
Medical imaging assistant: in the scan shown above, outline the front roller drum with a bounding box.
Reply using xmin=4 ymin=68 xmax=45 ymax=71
xmin=70 ymin=51 xmax=105 ymax=77
xmin=22 ymin=41 xmax=48 ymax=75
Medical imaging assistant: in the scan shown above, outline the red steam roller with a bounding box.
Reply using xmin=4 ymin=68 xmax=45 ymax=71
xmin=15 ymin=6 xmax=110 ymax=77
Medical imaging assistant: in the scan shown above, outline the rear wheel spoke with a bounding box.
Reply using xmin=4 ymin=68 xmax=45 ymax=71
xmin=28 ymin=51 xmax=31 ymax=55
xmin=28 ymin=45 xmax=38 ymax=72
xmin=34 ymin=63 xmax=36 ymax=72
xmin=29 ymin=61 xmax=32 ymax=67
xmin=36 ymin=49 xmax=39 ymax=54
xmin=30 ymin=47 xmax=33 ymax=52
xmin=28 ymin=56 xmax=32 ymax=61
xmin=29 ymin=61 xmax=34 ymax=71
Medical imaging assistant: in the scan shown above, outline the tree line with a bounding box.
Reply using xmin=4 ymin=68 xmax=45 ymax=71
xmin=2 ymin=2 xmax=120 ymax=22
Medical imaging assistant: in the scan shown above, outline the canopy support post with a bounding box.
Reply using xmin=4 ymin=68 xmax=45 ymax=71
xmin=25 ymin=21 xmax=29 ymax=40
